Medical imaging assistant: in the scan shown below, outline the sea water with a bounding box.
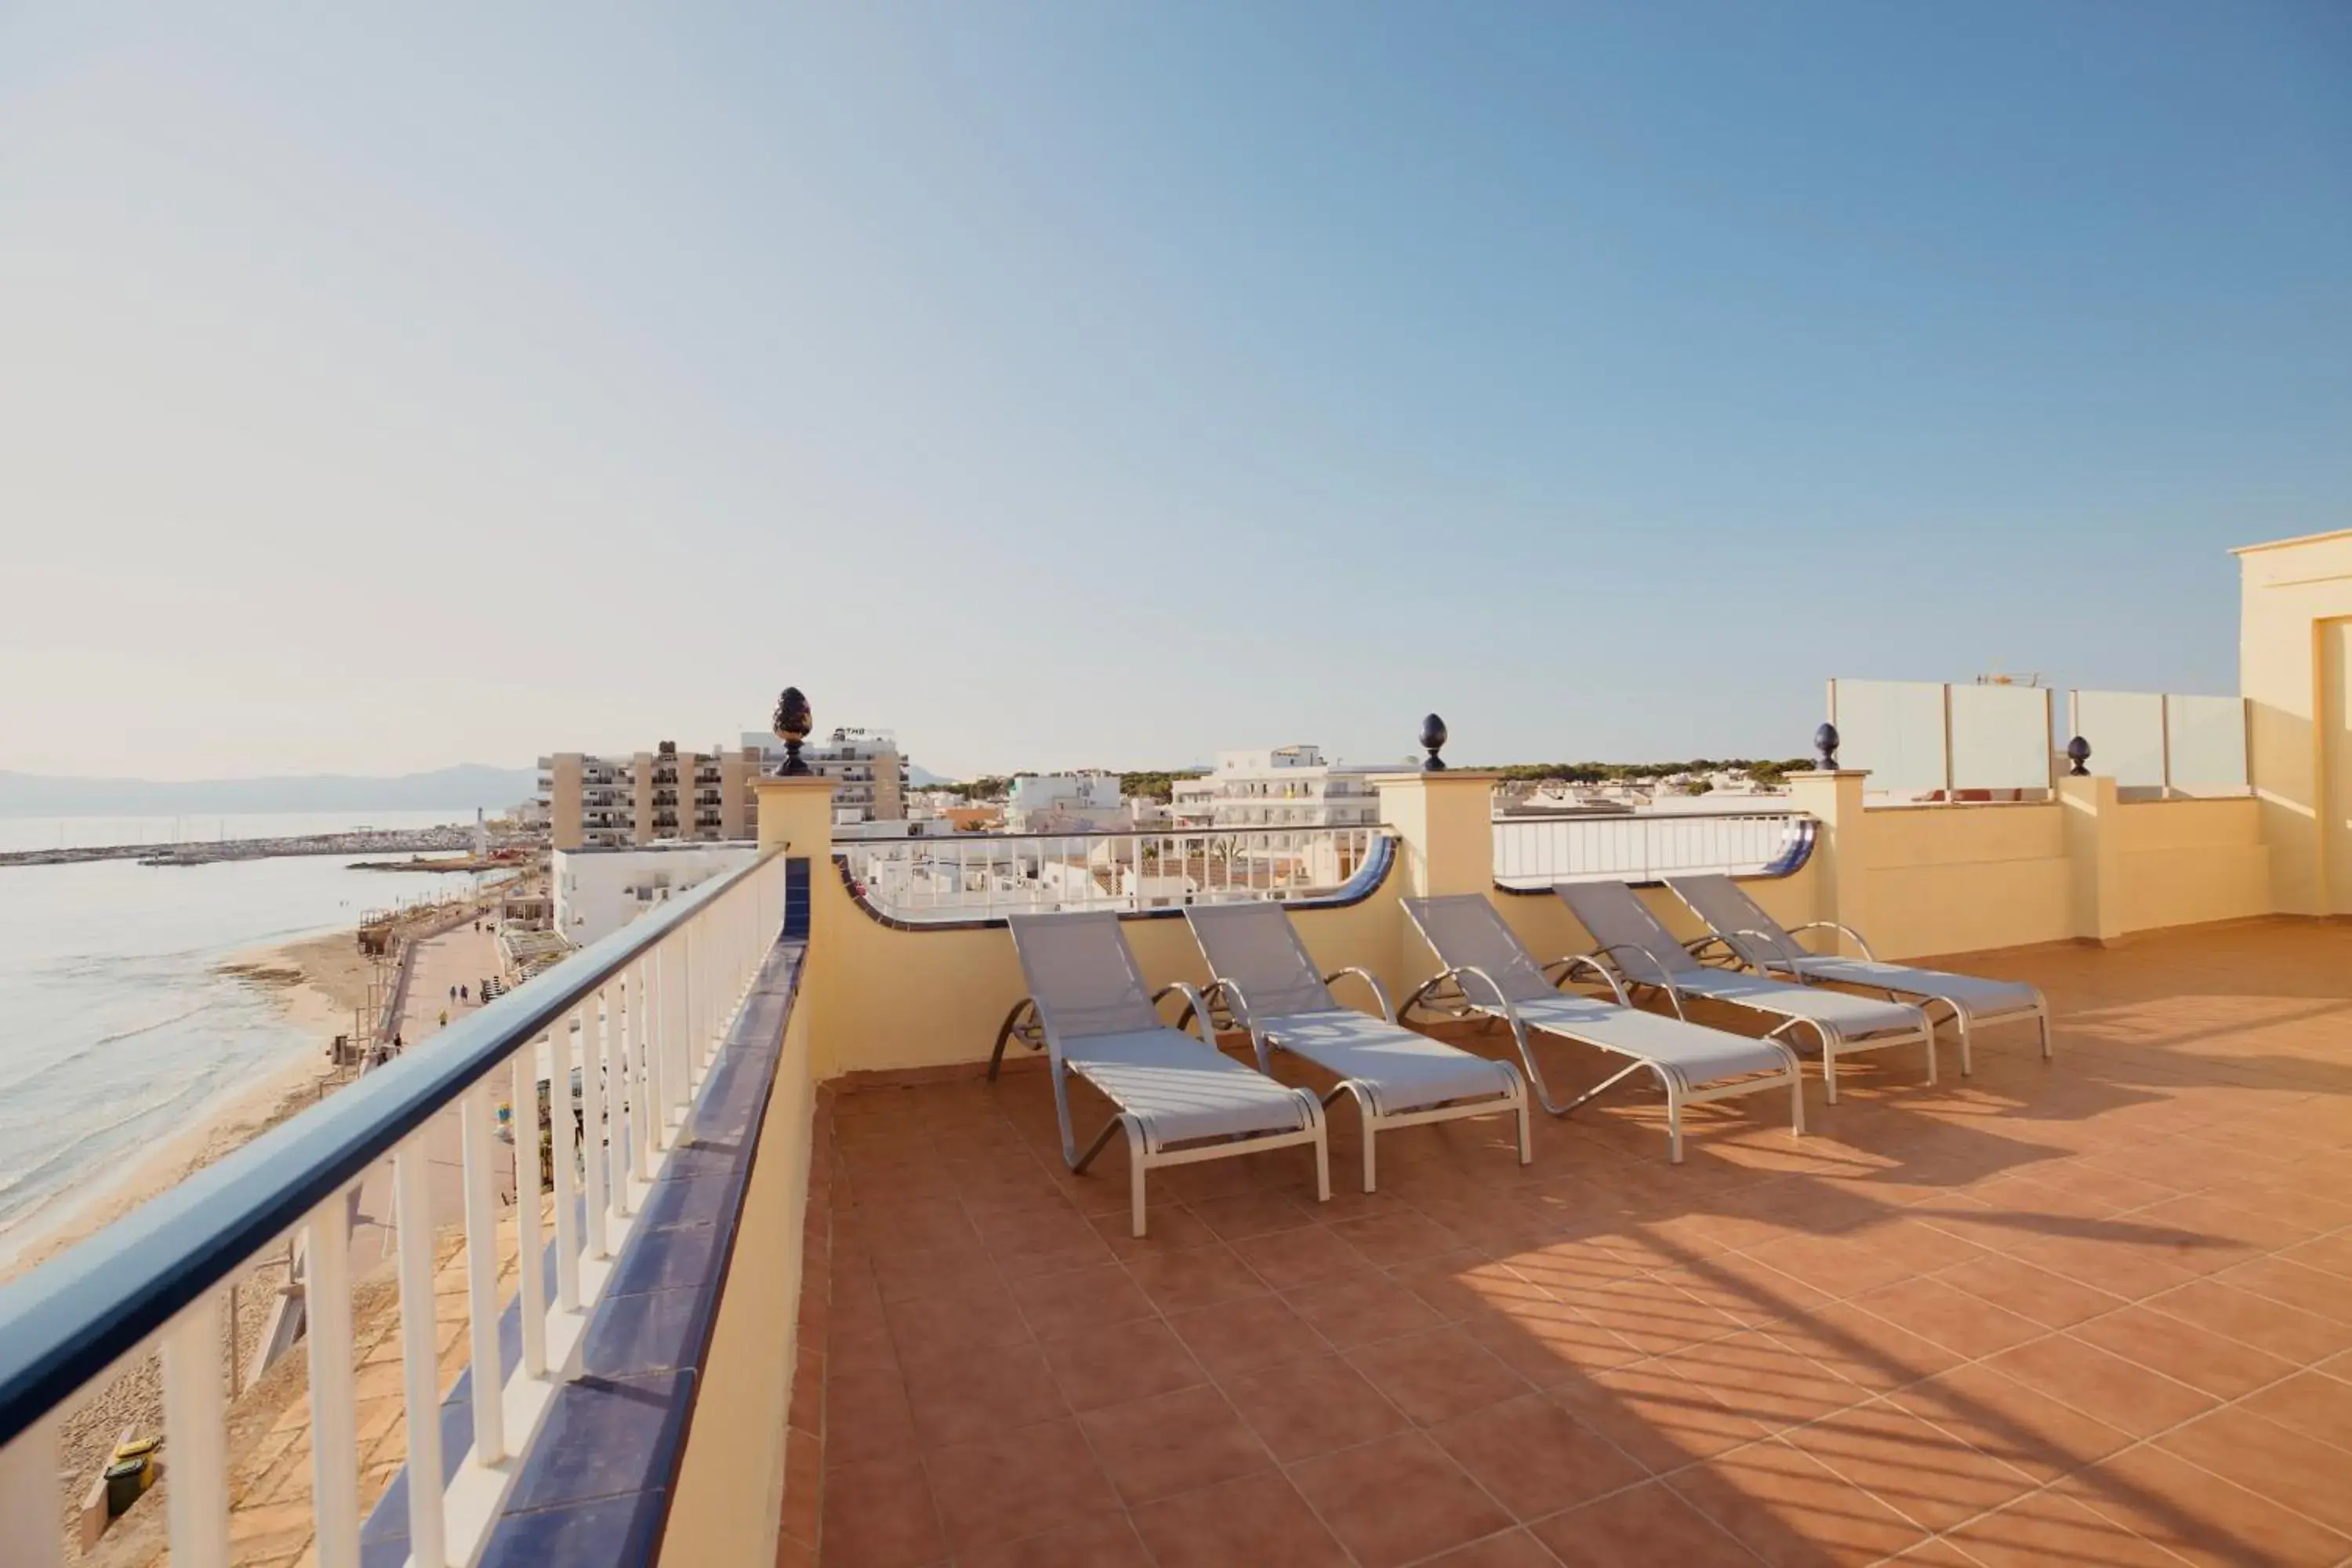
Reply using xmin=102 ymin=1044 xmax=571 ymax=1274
xmin=0 ymin=811 xmax=487 ymax=1261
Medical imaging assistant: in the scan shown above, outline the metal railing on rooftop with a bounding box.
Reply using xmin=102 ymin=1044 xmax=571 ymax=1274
xmin=840 ymin=824 xmax=1388 ymax=923
xmin=1493 ymin=809 xmax=1815 ymax=889
xmin=0 ymin=850 xmax=792 ymax=1568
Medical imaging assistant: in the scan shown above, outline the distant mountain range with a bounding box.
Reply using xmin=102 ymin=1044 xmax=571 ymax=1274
xmin=0 ymin=765 xmax=539 ymax=817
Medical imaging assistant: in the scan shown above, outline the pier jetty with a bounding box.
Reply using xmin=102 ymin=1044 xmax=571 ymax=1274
xmin=0 ymin=826 xmax=477 ymax=869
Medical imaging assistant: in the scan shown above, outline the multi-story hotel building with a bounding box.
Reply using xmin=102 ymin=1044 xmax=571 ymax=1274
xmin=1166 ymin=744 xmax=1382 ymax=828
xmin=539 ymin=728 xmax=907 ymax=851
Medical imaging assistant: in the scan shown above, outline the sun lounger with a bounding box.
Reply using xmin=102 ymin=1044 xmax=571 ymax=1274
xmin=1552 ymin=880 xmax=1935 ymax=1102
xmin=1664 ymin=873 xmax=2052 ymax=1075
xmin=1401 ymin=895 xmax=1802 ymax=1162
xmin=990 ymin=910 xmax=1330 ymax=1236
xmin=1182 ymin=902 xmax=1528 ymax=1192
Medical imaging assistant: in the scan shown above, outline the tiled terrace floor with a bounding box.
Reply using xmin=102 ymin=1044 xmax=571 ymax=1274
xmin=797 ymin=920 xmax=2352 ymax=1567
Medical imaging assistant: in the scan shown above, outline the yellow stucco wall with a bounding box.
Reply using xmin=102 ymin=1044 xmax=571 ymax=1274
xmin=2236 ymin=528 xmax=2352 ymax=916
xmin=2113 ymin=797 xmax=2269 ymax=934
xmin=1859 ymin=804 xmax=2074 ymax=958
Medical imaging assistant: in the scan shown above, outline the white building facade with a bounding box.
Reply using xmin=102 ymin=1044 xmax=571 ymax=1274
xmin=553 ymin=842 xmax=760 ymax=946
xmin=1167 ymin=746 xmax=1381 ymax=828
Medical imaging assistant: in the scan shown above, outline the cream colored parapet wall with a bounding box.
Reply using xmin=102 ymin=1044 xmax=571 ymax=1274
xmin=2236 ymin=528 xmax=2352 ymax=916
xmin=761 ymin=765 xmax=2287 ymax=1082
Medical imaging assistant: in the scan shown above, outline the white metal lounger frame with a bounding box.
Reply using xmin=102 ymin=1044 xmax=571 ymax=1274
xmin=1185 ymin=912 xmax=1530 ymax=1193
xmin=1552 ymin=881 xmax=1935 ymax=1105
xmin=1667 ymin=875 xmax=2053 ymax=1076
xmin=1400 ymin=902 xmax=1802 ymax=1163
xmin=989 ymin=955 xmax=1330 ymax=1239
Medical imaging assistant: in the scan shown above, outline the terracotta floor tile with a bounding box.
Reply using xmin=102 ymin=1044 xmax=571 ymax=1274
xmin=1347 ymin=1326 xmax=1531 ymax=1425
xmin=2062 ymin=1441 xmax=2352 ymax=1568
xmin=1128 ymin=1470 xmax=1350 ymax=1568
xmin=1550 ymin=1363 xmax=1772 ymax=1475
xmin=1218 ymin=1352 xmax=1410 ymax=1462
xmin=2276 ymin=1229 xmax=2352 ymax=1281
xmin=2067 ymin=1302 xmax=2299 ymax=1399
xmin=818 ymin=1454 xmax=947 ymax=1568
xmin=1428 ymin=1392 xmax=1645 ymax=1520
xmin=1229 ymin=1221 xmax=1377 ymax=1290
xmin=822 ymin=1365 xmax=916 ymax=1468
xmin=1330 ymin=1207 xmax=1465 ymax=1268
xmin=922 ymin=1417 xmax=1119 ymax=1554
xmin=1008 ymin=1260 xmax=1156 ymax=1342
xmin=1979 ymin=1334 xmax=2216 ymax=1439
xmin=1529 ymin=1479 xmax=1762 ymax=1568
xmin=2140 ymin=1278 xmax=2352 ymax=1363
xmin=1947 ymin=1484 xmax=2183 ymax=1568
xmin=1038 ymin=1317 xmax=1206 ymax=1413
xmin=2237 ymin=1367 xmax=2352 ymax=1451
xmin=1654 ymin=1329 xmax=1874 ymax=1433
xmin=1782 ymin=1400 xmax=2036 ymax=1534
xmin=899 ymin=1339 xmax=1068 ymax=1448
xmin=1418 ymin=1527 xmax=1570 ymax=1567
xmin=1077 ymin=1382 xmax=1272 ymax=1504
xmin=2003 ymin=1233 xmax=2203 ymax=1305
xmin=1186 ymin=1188 xmax=1319 ymax=1241
xmin=1664 ymin=1438 xmax=1928 ymax=1567
xmin=1167 ymin=1293 xmax=1330 ymax=1377
xmin=1933 ymin=1253 xmax=2123 ymax=1329
xmin=1886 ymin=1363 xmax=2134 ymax=1483
xmin=2215 ymin=1255 xmax=2352 ymax=1327
xmin=1287 ymin=1429 xmax=1515 ymax=1568
xmin=954 ymin=1511 xmax=1154 ymax=1568
xmin=1393 ymin=1250 xmax=1549 ymax=1322
xmin=2156 ymin=1405 xmax=2352 ymax=1535
xmin=1123 ymin=1242 xmax=1269 ymax=1315
xmin=1284 ymin=1270 xmax=1446 ymax=1348
xmin=880 ymin=1276 xmax=1030 ymax=1356
xmin=1457 ymin=1300 xmax=1646 ymax=1388
xmin=1737 ymin=1232 xmax=1919 ymax=1301
xmin=1769 ymin=1301 xmax=1963 ymax=1394
xmin=1090 ymin=1203 xmax=1218 ymax=1255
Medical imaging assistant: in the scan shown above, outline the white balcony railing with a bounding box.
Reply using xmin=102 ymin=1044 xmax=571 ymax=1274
xmin=0 ymin=851 xmax=793 ymax=1568
xmin=840 ymin=825 xmax=1388 ymax=923
xmin=1492 ymin=810 xmax=1815 ymax=888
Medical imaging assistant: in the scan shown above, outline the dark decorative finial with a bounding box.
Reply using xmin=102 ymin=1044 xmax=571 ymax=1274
xmin=1814 ymin=722 xmax=1840 ymax=770
xmin=2065 ymin=735 xmax=2091 ymax=778
xmin=771 ymin=686 xmax=814 ymax=777
xmin=1420 ymin=713 xmax=1449 ymax=772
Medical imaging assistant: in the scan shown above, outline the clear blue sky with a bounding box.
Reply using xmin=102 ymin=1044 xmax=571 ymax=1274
xmin=3 ymin=3 xmax=2347 ymax=779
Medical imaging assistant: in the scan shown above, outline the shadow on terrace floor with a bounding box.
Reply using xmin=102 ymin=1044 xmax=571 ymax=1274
xmin=793 ymin=918 xmax=2352 ymax=1567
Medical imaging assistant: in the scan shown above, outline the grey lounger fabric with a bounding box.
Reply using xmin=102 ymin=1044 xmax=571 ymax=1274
xmin=1403 ymin=895 xmax=1801 ymax=1160
xmin=994 ymin=911 xmax=1327 ymax=1234
xmin=1185 ymin=902 xmax=1526 ymax=1189
xmin=1664 ymin=873 xmax=2052 ymax=1073
xmin=1550 ymin=880 xmax=1935 ymax=1100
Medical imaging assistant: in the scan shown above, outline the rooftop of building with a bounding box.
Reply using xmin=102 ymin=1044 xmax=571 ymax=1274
xmin=800 ymin=917 xmax=2352 ymax=1566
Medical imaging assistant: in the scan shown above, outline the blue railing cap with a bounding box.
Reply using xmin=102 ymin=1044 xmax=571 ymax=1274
xmin=0 ymin=851 xmax=778 ymax=1450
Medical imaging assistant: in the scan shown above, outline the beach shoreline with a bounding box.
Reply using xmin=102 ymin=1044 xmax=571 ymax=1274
xmin=0 ymin=930 xmax=365 ymax=1287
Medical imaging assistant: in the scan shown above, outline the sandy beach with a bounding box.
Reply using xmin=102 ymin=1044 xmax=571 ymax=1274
xmin=8 ymin=925 xmax=378 ymax=1555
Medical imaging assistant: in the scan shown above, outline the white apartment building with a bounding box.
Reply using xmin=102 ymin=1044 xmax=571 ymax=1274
xmin=1167 ymin=746 xmax=1381 ymax=829
xmin=553 ymin=842 xmax=760 ymax=945
xmin=738 ymin=727 xmax=906 ymax=826
xmin=1004 ymin=771 xmax=1128 ymax=833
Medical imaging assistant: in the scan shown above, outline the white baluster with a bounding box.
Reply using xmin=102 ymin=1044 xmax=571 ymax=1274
xmin=305 ymin=1194 xmax=360 ymax=1568
xmin=513 ymin=1054 xmax=546 ymax=1380
xmin=550 ymin=1027 xmax=580 ymax=1313
xmin=0 ymin=1416 xmax=64 ymax=1568
xmin=459 ymin=1085 xmax=505 ymax=1465
xmin=393 ymin=1144 xmax=447 ymax=1567
xmin=160 ymin=1290 xmax=229 ymax=1568
xmin=581 ymin=1007 xmax=608 ymax=1260
xmin=604 ymin=986 xmax=630 ymax=1218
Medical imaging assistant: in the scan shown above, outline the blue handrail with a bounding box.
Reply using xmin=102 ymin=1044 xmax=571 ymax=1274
xmin=0 ymin=849 xmax=779 ymax=1449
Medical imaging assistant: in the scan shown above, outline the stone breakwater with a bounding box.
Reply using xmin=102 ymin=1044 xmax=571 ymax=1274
xmin=0 ymin=826 xmax=474 ymax=869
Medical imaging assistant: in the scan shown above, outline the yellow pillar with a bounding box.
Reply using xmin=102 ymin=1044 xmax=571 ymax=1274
xmin=1375 ymin=769 xmax=1497 ymax=980
xmin=753 ymin=775 xmax=836 ymax=858
xmin=2060 ymin=772 xmax=2125 ymax=945
xmin=1784 ymin=769 xmax=1871 ymax=956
